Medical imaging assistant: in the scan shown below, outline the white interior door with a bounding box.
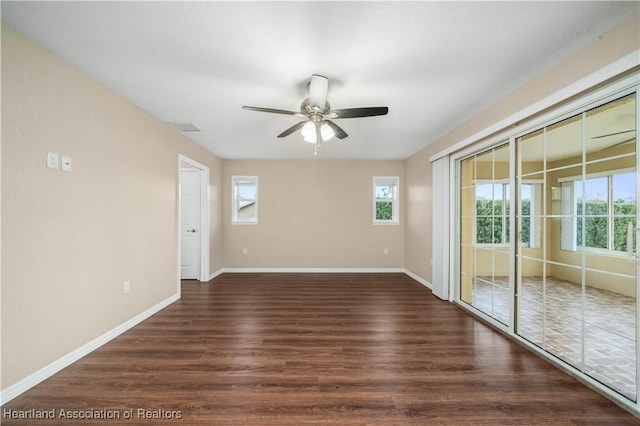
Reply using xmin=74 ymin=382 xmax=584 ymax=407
xmin=180 ymin=168 xmax=200 ymax=279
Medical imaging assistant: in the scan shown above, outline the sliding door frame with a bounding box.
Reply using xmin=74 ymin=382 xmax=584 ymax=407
xmin=448 ymin=70 xmax=640 ymax=416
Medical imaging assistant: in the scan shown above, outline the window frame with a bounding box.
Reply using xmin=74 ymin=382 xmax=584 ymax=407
xmin=373 ymin=176 xmax=400 ymax=225
xmin=559 ymin=168 xmax=636 ymax=255
xmin=231 ymin=175 xmax=258 ymax=225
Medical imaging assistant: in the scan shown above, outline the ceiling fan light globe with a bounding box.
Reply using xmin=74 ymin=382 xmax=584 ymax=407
xmin=321 ymin=123 xmax=335 ymax=141
xmin=301 ymin=121 xmax=317 ymax=143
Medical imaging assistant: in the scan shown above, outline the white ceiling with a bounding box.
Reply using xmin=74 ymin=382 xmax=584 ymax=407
xmin=2 ymin=1 xmax=638 ymax=160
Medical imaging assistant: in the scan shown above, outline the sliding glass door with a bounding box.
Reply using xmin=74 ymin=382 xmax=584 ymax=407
xmin=457 ymin=86 xmax=638 ymax=404
xmin=516 ymin=93 xmax=637 ymax=401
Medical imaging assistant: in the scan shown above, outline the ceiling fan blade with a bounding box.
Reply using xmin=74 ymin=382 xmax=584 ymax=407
xmin=277 ymin=121 xmax=308 ymax=138
xmin=330 ymin=107 xmax=389 ymax=119
xmin=242 ymin=106 xmax=299 ymax=116
xmin=597 ymin=137 xmax=635 ymax=152
xmin=591 ymin=129 xmax=635 ymax=139
xmin=308 ymin=74 xmax=329 ymax=109
xmin=324 ymin=120 xmax=348 ymax=139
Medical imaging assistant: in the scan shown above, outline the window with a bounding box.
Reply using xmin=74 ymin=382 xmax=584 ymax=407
xmin=373 ymin=176 xmax=399 ymax=224
xmin=577 ymin=176 xmax=609 ymax=250
xmin=520 ymin=182 xmax=542 ymax=248
xmin=613 ymin=172 xmax=637 ymax=251
xmin=475 ymin=182 xmax=509 ymax=244
xmin=475 ymin=182 xmax=541 ymax=246
xmin=232 ymin=176 xmax=258 ymax=224
xmin=562 ymin=171 xmax=636 ymax=252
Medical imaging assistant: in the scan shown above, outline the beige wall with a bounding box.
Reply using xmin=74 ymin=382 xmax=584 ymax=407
xmin=404 ymin=149 xmax=431 ymax=281
xmin=404 ymin=14 xmax=640 ymax=285
xmin=222 ymin=160 xmax=404 ymax=269
xmin=1 ymin=25 xmax=222 ymax=390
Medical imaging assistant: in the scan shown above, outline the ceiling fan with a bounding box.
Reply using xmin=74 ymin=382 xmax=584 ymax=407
xmin=242 ymin=74 xmax=389 ymax=154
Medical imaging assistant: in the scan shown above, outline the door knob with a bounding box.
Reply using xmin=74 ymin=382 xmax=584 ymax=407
xmin=187 ymin=229 xmax=197 ymax=233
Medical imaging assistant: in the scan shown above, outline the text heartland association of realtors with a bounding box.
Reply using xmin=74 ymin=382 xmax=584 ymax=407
xmin=3 ymin=408 xmax=182 ymax=420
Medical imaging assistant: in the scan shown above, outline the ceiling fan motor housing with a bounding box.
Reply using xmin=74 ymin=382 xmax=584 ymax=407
xmin=301 ymin=99 xmax=330 ymax=116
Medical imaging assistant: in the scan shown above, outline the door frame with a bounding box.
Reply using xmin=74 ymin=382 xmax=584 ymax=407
xmin=177 ymin=154 xmax=210 ymax=291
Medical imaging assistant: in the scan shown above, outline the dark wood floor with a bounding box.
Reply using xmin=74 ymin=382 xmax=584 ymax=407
xmin=3 ymin=273 xmax=638 ymax=425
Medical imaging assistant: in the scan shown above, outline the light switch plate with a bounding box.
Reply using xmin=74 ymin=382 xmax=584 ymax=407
xmin=61 ymin=155 xmax=72 ymax=172
xmin=47 ymin=152 xmax=59 ymax=169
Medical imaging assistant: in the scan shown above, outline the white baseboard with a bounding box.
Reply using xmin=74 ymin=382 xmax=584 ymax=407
xmin=0 ymin=293 xmax=180 ymax=405
xmin=218 ymin=267 xmax=406 ymax=274
xmin=207 ymin=268 xmax=225 ymax=281
xmin=403 ymin=269 xmax=433 ymax=290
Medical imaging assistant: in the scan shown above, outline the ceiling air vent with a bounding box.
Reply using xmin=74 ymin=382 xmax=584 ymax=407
xmin=167 ymin=122 xmax=200 ymax=132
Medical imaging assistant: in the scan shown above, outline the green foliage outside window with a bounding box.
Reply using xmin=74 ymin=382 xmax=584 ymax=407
xmin=576 ymin=200 xmax=607 ymax=249
xmin=475 ymin=199 xmax=529 ymax=244
xmin=476 ymin=200 xmax=501 ymax=244
xmin=614 ymin=200 xmax=637 ymax=251
xmin=576 ymin=199 xmax=636 ymax=251
xmin=521 ymin=200 xmax=531 ymax=246
xmin=376 ymin=201 xmax=393 ymax=220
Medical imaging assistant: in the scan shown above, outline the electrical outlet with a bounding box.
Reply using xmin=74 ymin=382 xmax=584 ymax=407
xmin=61 ymin=155 xmax=73 ymax=172
xmin=383 ymin=248 xmax=389 ymax=255
xmin=123 ymin=281 xmax=130 ymax=294
xmin=47 ymin=152 xmax=59 ymax=169
xmin=242 ymin=248 xmax=248 ymax=255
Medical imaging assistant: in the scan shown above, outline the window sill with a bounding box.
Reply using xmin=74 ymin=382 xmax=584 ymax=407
xmin=373 ymin=221 xmax=399 ymax=226
xmin=473 ymin=243 xmax=539 ymax=249
xmin=474 ymin=243 xmax=509 ymax=248
xmin=577 ymin=247 xmax=631 ymax=258
xmin=232 ymin=221 xmax=259 ymax=226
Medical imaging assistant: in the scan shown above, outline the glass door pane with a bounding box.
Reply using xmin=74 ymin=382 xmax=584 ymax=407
xmin=459 ymin=143 xmax=511 ymax=324
xmin=516 ymin=93 xmax=637 ymax=401
xmin=583 ymin=95 xmax=637 ymax=400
